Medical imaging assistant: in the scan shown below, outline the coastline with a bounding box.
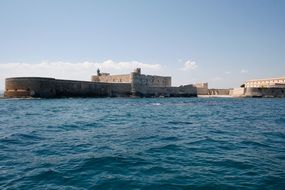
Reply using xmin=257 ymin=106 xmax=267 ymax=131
xmin=198 ymin=95 xmax=233 ymax=98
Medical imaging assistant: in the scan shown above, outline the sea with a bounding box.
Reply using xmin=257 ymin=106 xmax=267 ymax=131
xmin=0 ymin=98 xmax=285 ymax=190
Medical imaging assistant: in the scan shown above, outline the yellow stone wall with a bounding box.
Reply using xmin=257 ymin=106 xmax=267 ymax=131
xmin=91 ymin=74 xmax=131 ymax=83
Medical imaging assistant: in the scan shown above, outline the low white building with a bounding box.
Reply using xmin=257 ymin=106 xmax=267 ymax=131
xmin=244 ymin=77 xmax=285 ymax=88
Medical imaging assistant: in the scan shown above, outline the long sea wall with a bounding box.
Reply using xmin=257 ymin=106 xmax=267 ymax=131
xmin=4 ymin=77 xmax=196 ymax=98
xmin=132 ymin=84 xmax=197 ymax=97
xmin=208 ymin=89 xmax=230 ymax=95
xmin=229 ymin=88 xmax=245 ymax=97
xmin=245 ymin=87 xmax=285 ymax=98
xmin=229 ymin=87 xmax=285 ymax=98
xmin=4 ymin=77 xmax=131 ymax=98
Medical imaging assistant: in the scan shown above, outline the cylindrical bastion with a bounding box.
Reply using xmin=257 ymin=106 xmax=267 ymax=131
xmin=5 ymin=77 xmax=56 ymax=98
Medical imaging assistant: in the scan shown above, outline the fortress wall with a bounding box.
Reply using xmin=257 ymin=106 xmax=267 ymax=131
xmin=5 ymin=71 xmax=194 ymax=98
xmin=4 ymin=77 xmax=131 ymax=98
xmin=130 ymin=72 xmax=196 ymax=97
xmin=245 ymin=87 xmax=285 ymax=98
xmin=194 ymin=83 xmax=208 ymax=88
xmin=195 ymin=83 xmax=209 ymax=95
xmin=174 ymin=85 xmax=198 ymax=96
xmin=91 ymin=75 xmax=100 ymax=82
xmin=5 ymin=77 xmax=56 ymax=98
xmin=55 ymin=80 xmax=131 ymax=97
xmin=55 ymin=80 xmax=109 ymax=97
xmin=133 ymin=84 xmax=197 ymax=97
xmin=208 ymin=89 xmax=230 ymax=95
xmin=229 ymin=88 xmax=245 ymax=97
xmin=197 ymin=88 xmax=209 ymax=95
xmin=93 ymin=71 xmax=171 ymax=87
xmin=133 ymin=74 xmax=171 ymax=88
xmin=109 ymin=83 xmax=131 ymax=97
xmin=91 ymin=74 xmax=131 ymax=83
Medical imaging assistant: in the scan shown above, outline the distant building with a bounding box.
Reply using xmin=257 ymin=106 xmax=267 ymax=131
xmin=244 ymin=77 xmax=285 ymax=88
xmin=230 ymin=76 xmax=285 ymax=98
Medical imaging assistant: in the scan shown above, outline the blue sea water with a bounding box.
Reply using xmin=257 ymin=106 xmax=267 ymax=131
xmin=0 ymin=98 xmax=285 ymax=190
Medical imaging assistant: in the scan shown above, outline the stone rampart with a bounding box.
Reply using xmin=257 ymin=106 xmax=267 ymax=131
xmin=91 ymin=72 xmax=171 ymax=88
xmin=5 ymin=77 xmax=56 ymax=98
xmin=131 ymin=83 xmax=197 ymax=97
xmin=194 ymin=83 xmax=209 ymax=95
xmin=229 ymin=88 xmax=245 ymax=97
xmin=208 ymin=89 xmax=230 ymax=95
xmin=4 ymin=69 xmax=196 ymax=98
xmin=130 ymin=72 xmax=172 ymax=96
xmin=91 ymin=74 xmax=131 ymax=83
xmin=4 ymin=77 xmax=189 ymax=98
xmin=109 ymin=83 xmax=132 ymax=97
xmin=245 ymin=87 xmax=285 ymax=98
xmin=55 ymin=80 xmax=108 ymax=97
xmin=132 ymin=74 xmax=171 ymax=88
xmin=5 ymin=77 xmax=131 ymax=98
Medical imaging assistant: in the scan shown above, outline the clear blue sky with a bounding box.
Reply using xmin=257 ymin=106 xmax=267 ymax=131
xmin=0 ymin=0 xmax=284 ymax=88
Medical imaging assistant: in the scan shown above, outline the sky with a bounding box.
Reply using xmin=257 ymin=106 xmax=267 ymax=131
xmin=0 ymin=0 xmax=285 ymax=90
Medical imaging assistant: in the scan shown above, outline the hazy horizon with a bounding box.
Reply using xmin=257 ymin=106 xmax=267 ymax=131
xmin=0 ymin=0 xmax=284 ymax=90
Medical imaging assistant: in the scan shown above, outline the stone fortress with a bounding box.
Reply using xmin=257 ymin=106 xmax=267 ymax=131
xmin=92 ymin=68 xmax=171 ymax=87
xmin=3 ymin=68 xmax=285 ymax=98
xmin=4 ymin=68 xmax=199 ymax=98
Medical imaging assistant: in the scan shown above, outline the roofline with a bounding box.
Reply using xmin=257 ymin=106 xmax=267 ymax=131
xmin=245 ymin=76 xmax=285 ymax=82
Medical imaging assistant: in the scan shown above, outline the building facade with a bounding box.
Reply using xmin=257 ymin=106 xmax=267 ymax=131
xmin=91 ymin=68 xmax=171 ymax=88
xmin=244 ymin=77 xmax=285 ymax=88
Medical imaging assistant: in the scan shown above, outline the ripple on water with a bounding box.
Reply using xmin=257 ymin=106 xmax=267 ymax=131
xmin=1 ymin=132 xmax=45 ymax=146
xmin=0 ymin=98 xmax=285 ymax=189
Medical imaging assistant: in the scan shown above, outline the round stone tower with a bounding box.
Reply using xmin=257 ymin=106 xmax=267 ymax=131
xmin=130 ymin=68 xmax=141 ymax=96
